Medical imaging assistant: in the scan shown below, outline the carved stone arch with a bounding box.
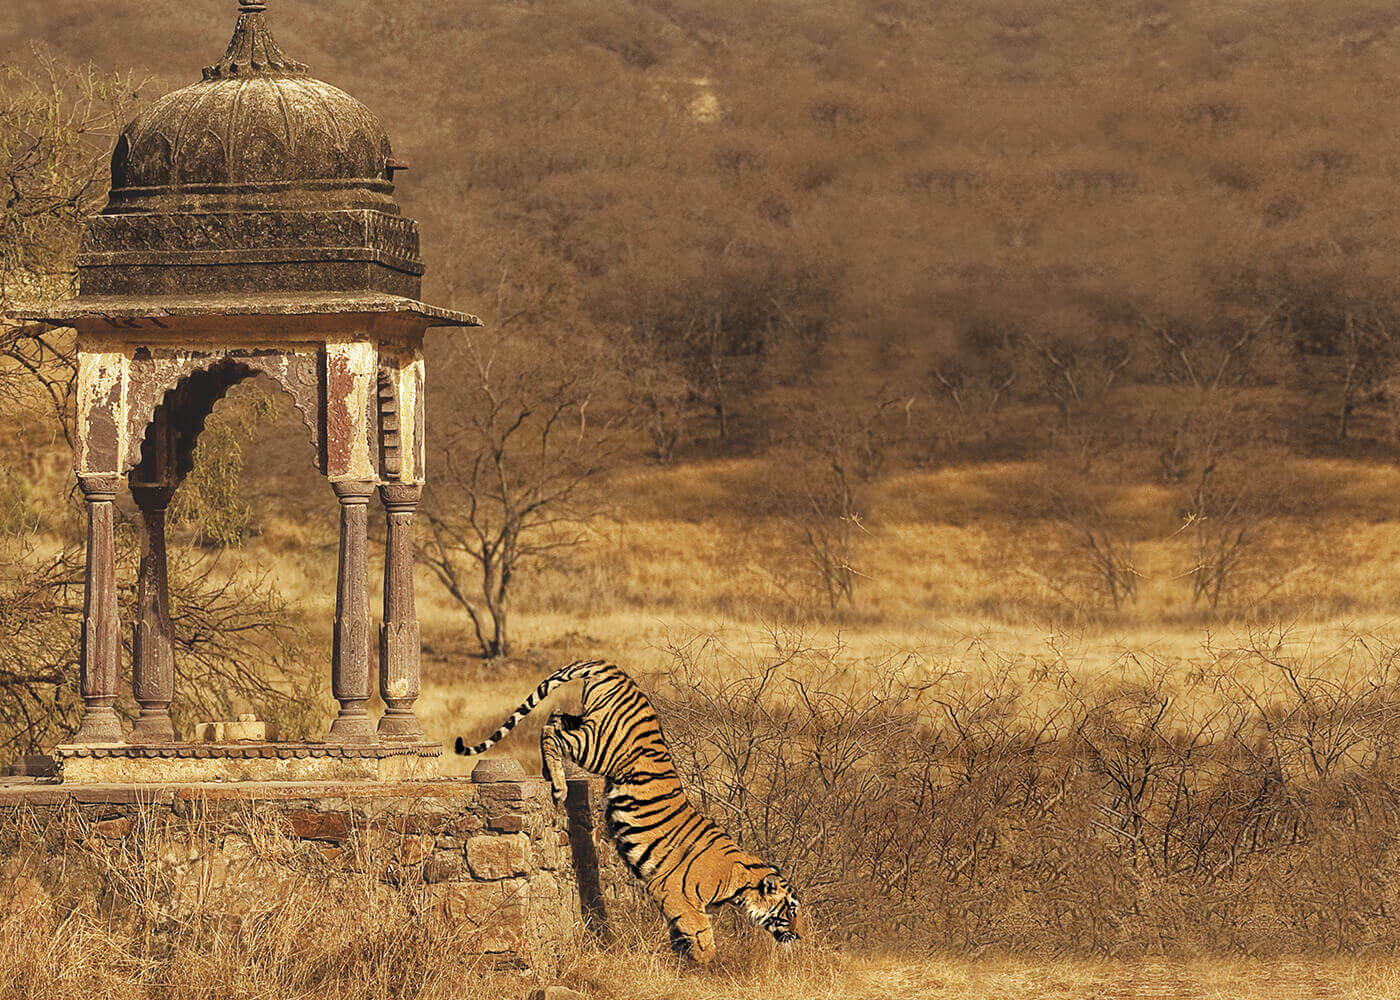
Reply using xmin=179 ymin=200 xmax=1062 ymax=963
xmin=172 ymin=360 xmax=257 ymax=482
xmin=238 ymin=350 xmax=327 ymax=471
xmin=124 ymin=351 xmax=328 ymax=482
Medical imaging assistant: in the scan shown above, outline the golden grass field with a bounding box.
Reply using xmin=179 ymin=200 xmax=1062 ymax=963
xmin=239 ymin=456 xmax=1400 ymax=775
xmin=7 ymin=442 xmax=1398 ymax=997
xmin=7 ymin=906 xmax=1397 ymax=1000
xmin=71 ymin=456 xmax=1368 ymax=997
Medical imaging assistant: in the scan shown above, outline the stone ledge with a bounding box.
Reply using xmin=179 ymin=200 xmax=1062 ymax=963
xmin=55 ymin=741 xmax=442 ymax=759
xmin=12 ymin=292 xmax=481 ymax=328
xmin=54 ymin=741 xmax=445 ymax=785
xmin=0 ymin=776 xmax=554 ymax=804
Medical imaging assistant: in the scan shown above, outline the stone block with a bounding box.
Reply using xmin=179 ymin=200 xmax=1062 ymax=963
xmin=95 ymin=817 xmax=131 ymax=838
xmin=539 ymin=828 xmax=570 ymax=871
xmin=451 ymin=812 xmax=484 ymax=837
xmin=466 ymin=833 xmax=532 ymax=879
xmin=487 ymin=811 xmax=525 ymax=834
xmin=471 ymin=758 xmax=527 ymax=783
xmin=395 ymin=835 xmax=430 ymax=867
xmin=477 ymin=781 xmax=526 ymax=802
xmin=423 ymin=855 xmax=461 ymax=883
xmin=391 ymin=809 xmax=448 ymax=835
xmin=288 ymin=809 xmax=352 ymax=841
xmin=220 ymin=833 xmax=255 ymax=862
xmin=0 ymin=858 xmax=52 ymax=923
xmin=442 ymin=873 xmax=526 ymax=924
xmin=529 ymin=869 xmax=562 ymax=903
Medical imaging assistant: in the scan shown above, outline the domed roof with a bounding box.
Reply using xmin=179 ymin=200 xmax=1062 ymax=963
xmin=106 ymin=1 xmax=400 ymax=214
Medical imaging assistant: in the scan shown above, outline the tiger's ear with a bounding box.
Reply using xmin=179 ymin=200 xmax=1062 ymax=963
xmin=759 ymin=873 xmax=783 ymax=895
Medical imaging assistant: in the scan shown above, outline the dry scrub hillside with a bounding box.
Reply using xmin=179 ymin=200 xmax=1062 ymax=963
xmin=9 ymin=2 xmax=1400 ymax=989
xmin=10 ymin=0 xmax=1400 ymax=451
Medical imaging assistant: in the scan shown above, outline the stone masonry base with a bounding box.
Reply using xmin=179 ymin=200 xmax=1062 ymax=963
xmin=0 ymin=774 xmax=634 ymax=972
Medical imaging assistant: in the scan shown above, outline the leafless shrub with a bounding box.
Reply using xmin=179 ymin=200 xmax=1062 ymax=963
xmin=1044 ymin=476 xmax=1141 ymax=613
xmin=421 ymin=330 xmax=617 ymax=659
xmin=781 ymin=394 xmax=909 ymax=612
xmin=649 ymin=626 xmax=1400 ymax=955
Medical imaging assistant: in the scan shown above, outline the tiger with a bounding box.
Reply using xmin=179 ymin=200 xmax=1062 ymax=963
xmin=454 ymin=658 xmax=803 ymax=964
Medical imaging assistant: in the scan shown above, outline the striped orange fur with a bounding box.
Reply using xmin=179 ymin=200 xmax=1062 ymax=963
xmin=455 ymin=659 xmax=803 ymax=963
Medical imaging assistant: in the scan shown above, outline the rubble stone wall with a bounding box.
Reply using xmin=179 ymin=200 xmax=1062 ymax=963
xmin=0 ymin=776 xmax=639 ymax=972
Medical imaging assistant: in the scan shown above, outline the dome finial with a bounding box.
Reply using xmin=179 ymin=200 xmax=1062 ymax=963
xmin=204 ymin=1 xmax=308 ymax=80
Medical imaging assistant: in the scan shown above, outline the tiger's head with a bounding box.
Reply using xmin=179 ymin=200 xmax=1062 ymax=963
xmin=734 ymin=869 xmax=803 ymax=944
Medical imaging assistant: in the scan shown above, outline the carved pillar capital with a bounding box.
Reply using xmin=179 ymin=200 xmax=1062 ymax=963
xmin=378 ymin=482 xmax=423 ymax=511
xmin=129 ymin=482 xmax=178 ymax=511
xmin=332 ymin=479 xmax=376 ymax=504
xmin=77 ymin=475 xmax=122 ymax=502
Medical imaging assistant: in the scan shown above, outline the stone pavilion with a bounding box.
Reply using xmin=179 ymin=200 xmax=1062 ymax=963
xmin=14 ymin=0 xmax=479 ymax=782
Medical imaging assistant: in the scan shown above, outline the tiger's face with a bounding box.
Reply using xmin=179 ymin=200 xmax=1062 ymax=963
xmin=735 ymin=871 xmax=803 ymax=944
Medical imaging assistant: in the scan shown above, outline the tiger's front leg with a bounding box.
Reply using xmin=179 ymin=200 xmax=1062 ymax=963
xmin=662 ymin=898 xmax=717 ymax=965
xmin=540 ymin=711 xmax=587 ymax=807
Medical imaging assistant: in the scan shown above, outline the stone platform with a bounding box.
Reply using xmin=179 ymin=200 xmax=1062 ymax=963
xmin=54 ymin=740 xmax=442 ymax=784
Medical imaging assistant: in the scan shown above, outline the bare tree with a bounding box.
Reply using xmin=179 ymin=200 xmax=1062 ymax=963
xmin=918 ymin=313 xmax=1018 ymax=462
xmin=784 ymin=392 xmax=908 ymax=611
xmin=1137 ymin=305 xmax=1295 ymax=608
xmin=1288 ymin=294 xmax=1397 ymax=441
xmin=420 ymin=331 xmax=614 ymax=658
xmin=1044 ymin=478 xmax=1141 ymax=612
xmin=0 ymin=49 xmax=142 ymax=300
xmin=620 ymin=323 xmax=693 ymax=464
xmin=1020 ymin=329 xmax=1132 ymax=472
xmin=1 ymin=51 xmax=145 ymax=439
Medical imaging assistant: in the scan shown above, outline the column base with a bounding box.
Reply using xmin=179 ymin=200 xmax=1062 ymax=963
xmin=328 ymin=704 xmax=376 ymax=744
xmin=378 ymin=619 xmax=422 ymax=740
xmin=377 ymin=706 xmax=424 ymax=740
xmin=130 ymin=711 xmax=176 ymax=743
xmin=70 ymin=706 xmax=124 ymax=746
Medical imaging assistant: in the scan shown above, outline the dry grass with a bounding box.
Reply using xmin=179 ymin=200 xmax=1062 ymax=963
xmin=3 ymin=883 xmax=1393 ymax=1000
xmin=565 ymin=949 xmax=1400 ymax=1000
xmin=12 ymin=459 xmax=1400 ymax=992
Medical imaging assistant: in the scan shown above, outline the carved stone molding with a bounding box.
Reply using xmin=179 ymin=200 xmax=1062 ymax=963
xmin=379 ymin=482 xmax=422 ymax=510
xmin=81 ymin=211 xmax=422 ymax=276
xmin=76 ymin=475 xmax=121 ymax=501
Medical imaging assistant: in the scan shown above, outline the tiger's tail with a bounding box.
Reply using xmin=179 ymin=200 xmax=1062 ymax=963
xmin=453 ymin=659 xmax=610 ymax=757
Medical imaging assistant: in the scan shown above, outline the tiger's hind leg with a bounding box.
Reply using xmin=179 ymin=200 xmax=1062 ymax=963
xmin=540 ymin=711 xmax=587 ymax=807
xmin=663 ymin=900 xmax=716 ymax=965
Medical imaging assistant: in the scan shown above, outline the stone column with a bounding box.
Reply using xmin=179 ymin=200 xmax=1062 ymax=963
xmin=72 ymin=475 xmax=123 ymax=745
xmin=330 ymin=480 xmax=375 ymax=742
xmin=378 ymin=483 xmax=423 ymax=739
xmin=130 ymin=483 xmax=177 ymax=743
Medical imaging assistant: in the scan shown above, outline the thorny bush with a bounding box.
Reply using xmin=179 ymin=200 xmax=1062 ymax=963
xmin=649 ymin=627 xmax=1400 ymax=956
